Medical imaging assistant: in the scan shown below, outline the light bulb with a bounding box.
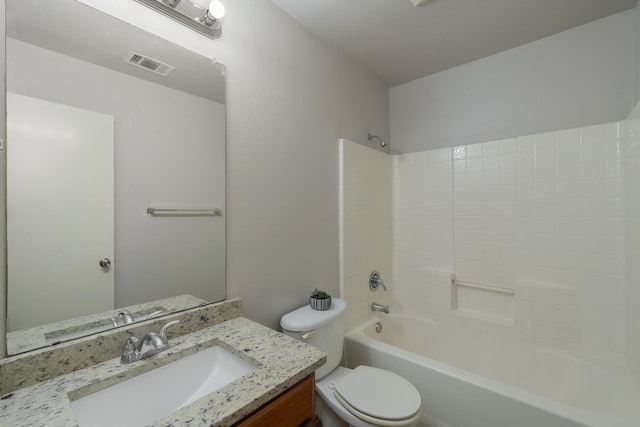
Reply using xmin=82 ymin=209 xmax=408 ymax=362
xmin=207 ymin=1 xmax=225 ymax=20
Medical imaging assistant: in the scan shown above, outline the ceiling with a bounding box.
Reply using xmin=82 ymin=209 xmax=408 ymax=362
xmin=6 ymin=0 xmax=225 ymax=104
xmin=271 ymin=0 xmax=638 ymax=87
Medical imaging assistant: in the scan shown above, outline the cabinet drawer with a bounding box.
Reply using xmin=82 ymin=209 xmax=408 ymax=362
xmin=234 ymin=374 xmax=315 ymax=427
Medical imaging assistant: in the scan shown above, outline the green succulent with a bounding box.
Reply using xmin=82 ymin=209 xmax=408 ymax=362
xmin=310 ymin=288 xmax=331 ymax=299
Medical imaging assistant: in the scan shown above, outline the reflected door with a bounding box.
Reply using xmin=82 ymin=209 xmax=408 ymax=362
xmin=7 ymin=93 xmax=115 ymax=331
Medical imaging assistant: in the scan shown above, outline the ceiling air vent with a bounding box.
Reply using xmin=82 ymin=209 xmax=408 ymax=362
xmin=124 ymin=51 xmax=175 ymax=77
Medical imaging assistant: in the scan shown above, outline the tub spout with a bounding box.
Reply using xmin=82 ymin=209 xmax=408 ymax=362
xmin=371 ymin=302 xmax=390 ymax=314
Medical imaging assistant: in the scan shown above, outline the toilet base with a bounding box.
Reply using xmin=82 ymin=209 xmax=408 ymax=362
xmin=316 ymin=366 xmax=377 ymax=427
xmin=316 ymin=393 xmax=348 ymax=427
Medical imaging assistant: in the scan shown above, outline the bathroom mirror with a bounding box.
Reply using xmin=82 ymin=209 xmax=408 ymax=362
xmin=4 ymin=0 xmax=226 ymax=355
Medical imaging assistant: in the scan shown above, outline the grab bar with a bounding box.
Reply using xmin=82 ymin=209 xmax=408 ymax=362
xmin=454 ymin=280 xmax=514 ymax=295
xmin=146 ymin=206 xmax=222 ymax=216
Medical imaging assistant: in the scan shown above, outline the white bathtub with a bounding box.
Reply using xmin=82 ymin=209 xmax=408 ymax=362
xmin=344 ymin=314 xmax=640 ymax=427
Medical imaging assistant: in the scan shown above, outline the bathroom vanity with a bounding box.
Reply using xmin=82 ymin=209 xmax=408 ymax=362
xmin=0 ymin=299 xmax=325 ymax=426
xmin=236 ymin=374 xmax=316 ymax=427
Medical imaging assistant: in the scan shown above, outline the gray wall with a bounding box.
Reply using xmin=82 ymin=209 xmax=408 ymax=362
xmin=73 ymin=0 xmax=390 ymax=330
xmin=390 ymin=10 xmax=636 ymax=153
xmin=222 ymin=1 xmax=389 ymax=329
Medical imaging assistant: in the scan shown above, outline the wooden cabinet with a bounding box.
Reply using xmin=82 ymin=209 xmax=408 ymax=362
xmin=234 ymin=374 xmax=315 ymax=427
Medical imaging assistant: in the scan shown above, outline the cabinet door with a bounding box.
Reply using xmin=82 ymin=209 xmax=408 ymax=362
xmin=235 ymin=374 xmax=315 ymax=427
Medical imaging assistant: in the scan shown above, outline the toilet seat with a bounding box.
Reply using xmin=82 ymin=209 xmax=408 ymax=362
xmin=333 ymin=366 xmax=422 ymax=427
xmin=334 ymin=392 xmax=422 ymax=427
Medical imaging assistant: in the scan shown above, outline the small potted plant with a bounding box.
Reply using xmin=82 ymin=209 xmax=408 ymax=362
xmin=309 ymin=288 xmax=332 ymax=311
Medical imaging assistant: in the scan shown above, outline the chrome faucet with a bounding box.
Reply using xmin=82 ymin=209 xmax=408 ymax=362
xmin=369 ymin=271 xmax=387 ymax=292
xmin=111 ymin=310 xmax=135 ymax=326
xmin=144 ymin=310 xmax=165 ymax=320
xmin=120 ymin=320 xmax=180 ymax=364
xmin=371 ymin=302 xmax=390 ymax=314
xmin=110 ymin=309 xmax=166 ymax=327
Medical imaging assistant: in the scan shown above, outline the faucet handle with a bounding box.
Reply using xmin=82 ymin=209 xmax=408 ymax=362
xmin=369 ymin=271 xmax=387 ymax=292
xmin=159 ymin=320 xmax=180 ymax=341
xmin=121 ymin=337 xmax=140 ymax=364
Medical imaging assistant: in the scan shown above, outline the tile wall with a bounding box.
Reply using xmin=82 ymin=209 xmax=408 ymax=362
xmin=517 ymin=124 xmax=625 ymax=357
xmin=392 ymin=149 xmax=453 ymax=318
xmin=390 ymin=121 xmax=626 ymax=360
xmin=340 ymin=118 xmax=632 ymax=363
xmin=453 ymin=139 xmax=517 ymax=288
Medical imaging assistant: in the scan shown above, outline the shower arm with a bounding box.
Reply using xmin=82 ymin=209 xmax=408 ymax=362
xmin=367 ymin=133 xmax=388 ymax=148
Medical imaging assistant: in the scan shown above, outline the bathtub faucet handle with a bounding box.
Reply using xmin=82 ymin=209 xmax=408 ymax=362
xmin=369 ymin=271 xmax=387 ymax=292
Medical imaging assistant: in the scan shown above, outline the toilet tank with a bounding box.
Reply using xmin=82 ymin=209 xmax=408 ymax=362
xmin=280 ymin=298 xmax=347 ymax=380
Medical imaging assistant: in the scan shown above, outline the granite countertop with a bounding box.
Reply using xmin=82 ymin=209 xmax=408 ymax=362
xmin=0 ymin=316 xmax=326 ymax=427
xmin=7 ymin=294 xmax=209 ymax=354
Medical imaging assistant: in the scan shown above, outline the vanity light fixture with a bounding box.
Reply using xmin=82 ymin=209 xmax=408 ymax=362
xmin=134 ymin=0 xmax=225 ymax=39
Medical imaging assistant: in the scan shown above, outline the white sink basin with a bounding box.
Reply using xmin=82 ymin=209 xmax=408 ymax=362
xmin=71 ymin=346 xmax=256 ymax=427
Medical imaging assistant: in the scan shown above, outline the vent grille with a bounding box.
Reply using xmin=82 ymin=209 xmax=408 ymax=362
xmin=124 ymin=51 xmax=175 ymax=77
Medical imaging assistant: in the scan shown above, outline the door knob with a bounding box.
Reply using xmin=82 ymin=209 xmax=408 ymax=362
xmin=99 ymin=258 xmax=112 ymax=268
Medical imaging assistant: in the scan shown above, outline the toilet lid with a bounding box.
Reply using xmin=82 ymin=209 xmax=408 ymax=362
xmin=333 ymin=366 xmax=421 ymax=421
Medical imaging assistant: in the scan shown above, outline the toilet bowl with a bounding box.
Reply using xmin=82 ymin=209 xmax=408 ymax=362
xmin=280 ymin=298 xmax=423 ymax=427
xmin=317 ymin=366 xmax=422 ymax=427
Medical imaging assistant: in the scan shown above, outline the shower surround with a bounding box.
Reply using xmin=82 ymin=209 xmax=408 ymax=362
xmin=395 ymin=120 xmax=625 ymax=360
xmin=339 ymin=103 xmax=640 ymax=425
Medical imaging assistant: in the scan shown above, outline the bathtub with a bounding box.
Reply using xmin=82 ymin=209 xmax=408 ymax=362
xmin=344 ymin=314 xmax=640 ymax=427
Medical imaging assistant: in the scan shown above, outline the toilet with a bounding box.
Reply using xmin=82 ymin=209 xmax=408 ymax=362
xmin=281 ymin=298 xmax=422 ymax=427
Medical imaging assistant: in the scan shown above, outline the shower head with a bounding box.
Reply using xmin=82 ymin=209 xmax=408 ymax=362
xmin=368 ymin=133 xmax=387 ymax=148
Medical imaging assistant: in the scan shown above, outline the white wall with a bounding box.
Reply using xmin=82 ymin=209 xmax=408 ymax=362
xmin=7 ymin=38 xmax=226 ymax=308
xmin=73 ymin=0 xmax=390 ymax=330
xmin=391 ymin=10 xmax=636 ymax=153
xmin=339 ymin=139 xmax=392 ymax=330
